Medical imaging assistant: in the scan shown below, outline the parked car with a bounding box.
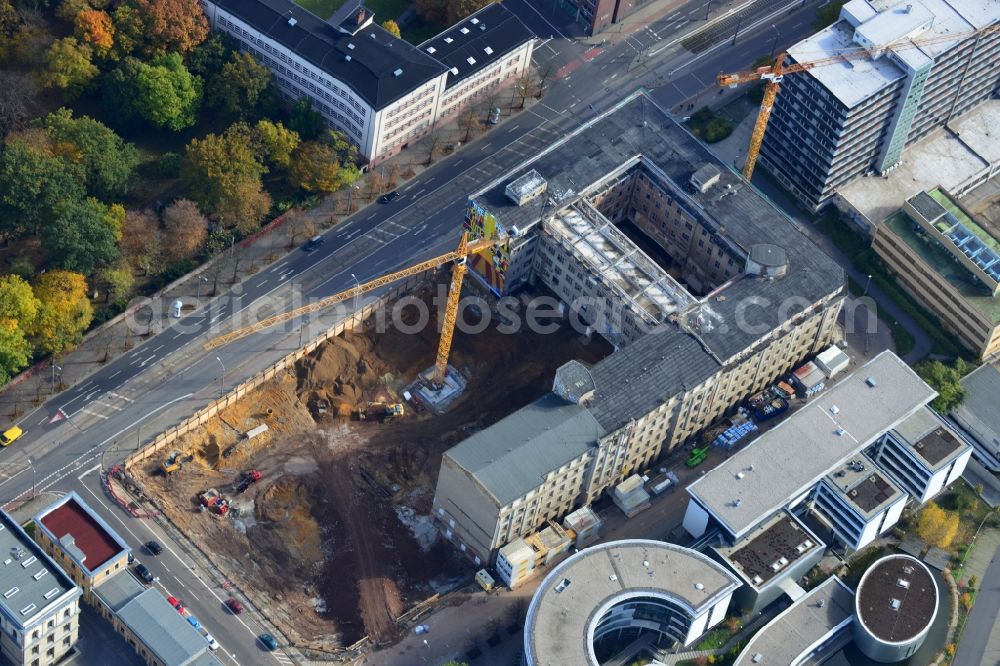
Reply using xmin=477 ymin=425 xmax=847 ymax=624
xmin=0 ymin=426 xmax=22 ymax=447
xmin=225 ymin=598 xmax=244 ymax=615
xmin=379 ymin=191 xmax=400 ymax=204
xmin=259 ymin=633 xmax=279 ymax=651
xmin=303 ymin=235 xmax=324 ymax=252
xmin=187 ymin=615 xmax=201 ymax=631
xmin=145 ymin=541 xmax=163 ymax=556
xmin=204 ymin=633 xmax=219 ymax=651
xmin=133 ymin=564 xmax=154 ymax=584
xmin=167 ymin=596 xmax=184 ymax=614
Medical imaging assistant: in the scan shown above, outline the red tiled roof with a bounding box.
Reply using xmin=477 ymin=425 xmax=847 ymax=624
xmin=40 ymin=500 xmax=124 ymax=572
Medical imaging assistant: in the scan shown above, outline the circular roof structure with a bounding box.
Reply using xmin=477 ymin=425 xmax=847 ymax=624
xmin=748 ymin=243 xmax=788 ymax=268
xmin=855 ymin=554 xmax=937 ymax=644
xmin=523 ymin=539 xmax=740 ymax=666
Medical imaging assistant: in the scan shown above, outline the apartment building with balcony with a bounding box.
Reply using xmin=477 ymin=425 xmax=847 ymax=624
xmin=432 ymin=92 xmax=845 ymax=564
xmin=199 ymin=0 xmax=533 ymax=164
xmin=759 ymin=0 xmax=1000 ymax=212
xmin=0 ymin=511 xmax=81 ymax=666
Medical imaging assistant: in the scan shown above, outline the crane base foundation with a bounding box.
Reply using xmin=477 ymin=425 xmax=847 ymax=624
xmin=411 ymin=365 xmax=466 ymax=414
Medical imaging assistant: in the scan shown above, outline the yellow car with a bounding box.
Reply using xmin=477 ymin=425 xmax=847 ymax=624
xmin=0 ymin=426 xmax=22 ymax=447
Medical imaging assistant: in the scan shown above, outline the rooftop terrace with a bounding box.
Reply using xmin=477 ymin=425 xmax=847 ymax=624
xmin=826 ymin=453 xmax=904 ymax=516
xmin=883 ymin=211 xmax=1000 ymax=323
xmin=714 ymin=512 xmax=823 ymax=588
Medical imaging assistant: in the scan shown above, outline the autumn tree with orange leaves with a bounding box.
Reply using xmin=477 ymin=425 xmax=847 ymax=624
xmin=132 ymin=0 xmax=208 ymax=55
xmin=74 ymin=9 xmax=114 ymax=55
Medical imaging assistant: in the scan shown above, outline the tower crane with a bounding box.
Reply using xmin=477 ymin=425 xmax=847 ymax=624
xmin=718 ymin=23 xmax=1000 ymax=180
xmin=203 ymin=231 xmax=505 ymax=385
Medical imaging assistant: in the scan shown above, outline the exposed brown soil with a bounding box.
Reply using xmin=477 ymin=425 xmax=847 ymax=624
xmin=136 ymin=287 xmax=612 ymax=650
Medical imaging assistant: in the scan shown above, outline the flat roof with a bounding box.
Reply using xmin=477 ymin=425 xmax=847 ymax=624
xmin=714 ymin=512 xmax=824 ymax=588
xmin=734 ymin=576 xmax=855 ymax=666
xmin=856 ymin=555 xmax=937 ymax=642
xmin=418 ymin=3 xmax=533 ymax=89
xmin=0 ymin=511 xmax=79 ymax=630
xmin=687 ymin=352 xmax=935 ymax=539
xmin=825 ymin=453 xmax=903 ymax=516
xmin=525 ymin=540 xmax=740 ymax=665
xmin=882 ymin=212 xmax=1000 ymax=323
xmin=788 ymin=0 xmax=998 ymax=109
xmin=117 ymin=588 xmax=212 ymax=665
xmin=93 ymin=569 xmax=145 ymax=612
xmin=36 ymin=493 xmax=129 ymax=574
xmin=208 ymin=0 xmax=448 ymax=110
xmin=893 ymin=407 xmax=970 ymax=470
xmin=955 ymin=362 xmax=1000 ymax=441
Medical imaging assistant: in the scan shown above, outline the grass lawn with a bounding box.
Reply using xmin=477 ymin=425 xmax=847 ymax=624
xmin=294 ymin=0 xmax=410 ymax=21
xmin=695 ymin=626 xmax=731 ymax=651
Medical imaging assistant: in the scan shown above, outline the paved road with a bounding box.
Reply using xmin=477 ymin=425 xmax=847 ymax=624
xmin=0 ymin=1 xmax=826 ymax=662
xmin=954 ymin=538 xmax=1000 ymax=666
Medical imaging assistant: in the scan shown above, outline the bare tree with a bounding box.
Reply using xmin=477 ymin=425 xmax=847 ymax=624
xmin=458 ymin=108 xmax=483 ymax=143
xmin=535 ymin=61 xmax=556 ymax=98
xmin=481 ymin=87 xmax=502 ymax=123
xmin=423 ymin=127 xmax=443 ymax=165
xmin=286 ymin=212 xmax=318 ymax=248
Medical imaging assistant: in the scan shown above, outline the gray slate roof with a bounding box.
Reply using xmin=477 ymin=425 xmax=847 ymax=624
xmin=93 ymin=569 xmax=144 ymax=612
xmin=419 ymin=3 xmax=534 ymax=89
xmin=208 ymin=0 xmax=448 ymax=110
xmin=116 ymin=588 xmax=211 ymax=665
xmin=445 ymin=394 xmax=605 ymax=505
xmin=587 ymin=323 xmax=721 ymax=432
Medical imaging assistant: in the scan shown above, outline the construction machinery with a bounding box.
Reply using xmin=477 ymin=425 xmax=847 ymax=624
xmin=718 ymin=23 xmax=1000 ymax=180
xmin=203 ymin=232 xmax=505 ymax=386
xmin=355 ymin=402 xmax=404 ymax=422
xmin=199 ymin=488 xmax=230 ymax=515
xmin=232 ymin=469 xmax=261 ymax=494
xmin=685 ymin=445 xmax=710 ymax=469
xmin=161 ymin=452 xmax=193 ymax=476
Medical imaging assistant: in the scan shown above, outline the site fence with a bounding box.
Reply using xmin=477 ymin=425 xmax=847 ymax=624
xmin=124 ymin=274 xmax=425 ymax=471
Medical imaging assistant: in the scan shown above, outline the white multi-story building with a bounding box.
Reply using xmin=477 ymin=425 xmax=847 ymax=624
xmin=0 ymin=511 xmax=81 ymax=666
xmin=200 ymin=0 xmax=534 ymax=164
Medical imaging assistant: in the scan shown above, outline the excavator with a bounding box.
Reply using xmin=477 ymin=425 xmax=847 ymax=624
xmin=203 ymin=231 xmax=507 ymax=386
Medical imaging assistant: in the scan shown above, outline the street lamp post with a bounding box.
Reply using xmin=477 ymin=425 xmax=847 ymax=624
xmin=26 ymin=458 xmax=35 ymax=499
xmin=731 ymin=16 xmax=742 ymax=45
xmin=197 ymin=276 xmax=208 ymax=302
xmin=863 ymin=273 xmax=872 ymax=296
xmin=769 ymin=24 xmax=780 ymax=58
xmin=350 ymin=273 xmax=361 ymax=314
xmin=216 ymin=357 xmax=225 ymax=395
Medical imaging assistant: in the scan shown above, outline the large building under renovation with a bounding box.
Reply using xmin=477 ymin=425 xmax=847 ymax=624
xmin=759 ymin=0 xmax=1000 ymax=212
xmin=432 ymin=91 xmax=847 ymax=565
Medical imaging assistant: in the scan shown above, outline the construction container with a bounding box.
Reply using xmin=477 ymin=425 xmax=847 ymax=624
xmin=612 ymin=475 xmax=651 ymax=517
xmin=562 ymin=507 xmax=602 ymax=548
xmin=496 ymin=538 xmax=535 ymax=589
xmin=475 ymin=569 xmax=495 ymax=592
xmin=815 ymin=345 xmax=850 ymax=379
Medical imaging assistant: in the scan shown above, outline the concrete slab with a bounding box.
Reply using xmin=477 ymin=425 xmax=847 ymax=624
xmin=923 ymin=546 xmax=952 ymax=571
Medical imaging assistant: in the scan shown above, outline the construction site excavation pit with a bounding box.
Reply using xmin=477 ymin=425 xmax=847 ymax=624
xmin=134 ymin=285 xmax=613 ymax=651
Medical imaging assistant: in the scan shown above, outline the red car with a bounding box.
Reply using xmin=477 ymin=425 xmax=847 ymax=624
xmin=167 ymin=596 xmax=184 ymax=614
xmin=225 ymin=598 xmax=244 ymax=615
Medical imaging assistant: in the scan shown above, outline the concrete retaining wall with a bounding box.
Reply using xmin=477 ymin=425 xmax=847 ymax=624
xmin=124 ymin=274 xmax=424 ymax=471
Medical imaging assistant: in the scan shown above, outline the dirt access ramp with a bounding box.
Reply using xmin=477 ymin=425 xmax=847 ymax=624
xmin=135 ymin=289 xmax=612 ymax=652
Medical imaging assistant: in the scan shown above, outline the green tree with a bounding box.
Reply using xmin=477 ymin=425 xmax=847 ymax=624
xmin=0 ymin=139 xmax=85 ymax=239
xmin=41 ymin=108 xmax=139 ymax=199
xmin=0 ymin=322 xmax=31 ymax=383
xmin=254 ymin=119 xmax=299 ymax=169
xmin=55 ymin=0 xmax=91 ymax=23
xmin=381 ymin=19 xmax=401 ymax=38
xmin=0 ymin=274 xmax=37 ymax=383
xmin=104 ymin=54 xmax=203 ymax=131
xmin=185 ymin=32 xmax=231 ymax=79
xmin=288 ymin=97 xmax=324 ymax=141
xmin=181 ymin=123 xmax=269 ymax=230
xmin=814 ymin=0 xmax=846 ymax=30
xmin=98 ymin=262 xmax=133 ymax=305
xmin=447 ymin=0 xmax=491 ymax=23
xmin=208 ymin=51 xmax=271 ymax=117
xmin=0 ymin=0 xmax=21 ymax=62
xmin=30 ymin=269 xmax=93 ymax=355
xmin=44 ymin=197 xmax=121 ymax=274
xmin=41 ymin=37 xmax=99 ymax=97
xmin=109 ymin=3 xmax=143 ymax=59
xmin=917 ymin=359 xmax=972 ymax=413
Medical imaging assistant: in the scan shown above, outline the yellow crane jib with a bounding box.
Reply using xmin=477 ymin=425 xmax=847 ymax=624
xmin=201 ymin=232 xmax=505 ymax=357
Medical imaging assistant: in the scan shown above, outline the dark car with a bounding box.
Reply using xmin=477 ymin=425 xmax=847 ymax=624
xmin=258 ymin=633 xmax=279 ymax=651
xmin=379 ymin=191 xmax=400 ymax=204
xmin=303 ymin=235 xmax=324 ymax=252
xmin=225 ymin=598 xmax=244 ymax=615
xmin=145 ymin=540 xmax=163 ymax=555
xmin=134 ymin=564 xmax=154 ymax=584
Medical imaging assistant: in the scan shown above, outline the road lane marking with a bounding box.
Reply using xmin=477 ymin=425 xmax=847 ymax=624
xmin=109 ymin=370 xmax=121 ymax=379
xmin=79 ymin=408 xmax=109 ymax=419
xmin=93 ymin=400 xmax=124 ymax=412
xmin=108 ymin=391 xmax=134 ymax=403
